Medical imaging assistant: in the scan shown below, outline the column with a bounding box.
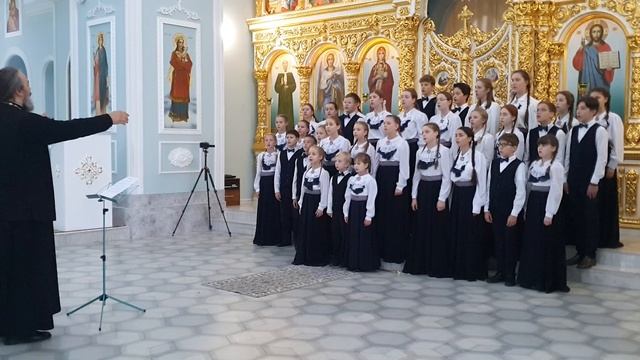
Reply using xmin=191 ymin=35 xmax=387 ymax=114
xmin=344 ymin=61 xmax=361 ymax=95
xmin=253 ymin=69 xmax=269 ymax=153
xmin=297 ymin=65 xmax=313 ymax=107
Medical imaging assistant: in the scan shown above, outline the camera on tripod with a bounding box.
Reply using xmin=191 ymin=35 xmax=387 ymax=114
xmin=199 ymin=142 xmax=215 ymax=149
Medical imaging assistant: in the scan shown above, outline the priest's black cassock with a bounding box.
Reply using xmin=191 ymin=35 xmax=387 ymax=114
xmin=0 ymin=102 xmax=113 ymax=337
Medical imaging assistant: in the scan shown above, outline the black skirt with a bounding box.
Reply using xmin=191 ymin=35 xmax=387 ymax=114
xmin=518 ymin=190 xmax=570 ymax=293
xmin=450 ymin=184 xmax=487 ymax=281
xmin=0 ymin=221 xmax=60 ymax=336
xmin=253 ymin=175 xmax=281 ymax=246
xmin=403 ymin=180 xmax=451 ymax=277
xmin=375 ymin=165 xmax=409 ymax=263
xmin=293 ymin=193 xmax=330 ymax=266
xmin=598 ymin=173 xmax=622 ymax=248
xmin=344 ymin=200 xmax=379 ymax=271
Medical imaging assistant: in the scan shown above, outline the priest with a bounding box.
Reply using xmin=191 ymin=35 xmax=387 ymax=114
xmin=0 ymin=67 xmax=129 ymax=345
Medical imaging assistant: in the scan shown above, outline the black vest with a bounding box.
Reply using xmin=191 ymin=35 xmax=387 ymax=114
xmin=331 ymin=173 xmax=352 ymax=213
xmin=278 ymin=149 xmax=302 ymax=191
xmin=528 ymin=125 xmax=560 ymax=163
xmin=489 ymin=158 xmax=522 ymax=214
xmin=418 ymin=97 xmax=437 ymax=119
xmin=339 ymin=114 xmax=360 ymax=145
xmin=294 ymin=154 xmax=308 ymax=199
xmin=568 ymin=124 xmax=600 ymax=190
xmin=458 ymin=107 xmax=469 ymax=126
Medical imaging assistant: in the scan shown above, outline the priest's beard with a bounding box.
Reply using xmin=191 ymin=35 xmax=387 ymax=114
xmin=23 ymin=95 xmax=34 ymax=112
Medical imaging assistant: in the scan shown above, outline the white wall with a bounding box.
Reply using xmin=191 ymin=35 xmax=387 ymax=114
xmin=222 ymin=0 xmax=256 ymax=200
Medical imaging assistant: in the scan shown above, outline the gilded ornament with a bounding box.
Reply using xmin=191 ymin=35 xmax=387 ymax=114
xmin=297 ymin=66 xmax=312 ymax=106
xmin=625 ymin=169 xmax=638 ymax=216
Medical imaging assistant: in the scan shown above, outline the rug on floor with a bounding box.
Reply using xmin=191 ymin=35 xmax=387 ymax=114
xmin=203 ymin=265 xmax=353 ymax=297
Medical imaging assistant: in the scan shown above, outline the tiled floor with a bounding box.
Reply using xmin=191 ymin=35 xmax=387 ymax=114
xmin=2 ymin=231 xmax=640 ymax=360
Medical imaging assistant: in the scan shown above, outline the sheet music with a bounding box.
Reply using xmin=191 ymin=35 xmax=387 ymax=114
xmin=598 ymin=51 xmax=621 ymax=70
xmin=99 ymin=177 xmax=139 ymax=199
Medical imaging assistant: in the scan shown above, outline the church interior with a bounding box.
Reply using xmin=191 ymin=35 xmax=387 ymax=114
xmin=2 ymin=0 xmax=640 ymax=358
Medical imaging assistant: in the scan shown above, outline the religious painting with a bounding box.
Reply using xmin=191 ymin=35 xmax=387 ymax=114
xmin=313 ymin=49 xmax=346 ymax=120
xmin=269 ymin=53 xmax=299 ymax=129
xmin=361 ymin=44 xmax=400 ymax=114
xmin=264 ymin=0 xmax=298 ymax=14
xmin=157 ymin=17 xmax=201 ymax=134
xmin=87 ymin=17 xmax=115 ymax=118
xmin=566 ymin=17 xmax=627 ymax=117
xmin=4 ymin=0 xmax=21 ymax=37
xmin=308 ymin=0 xmax=344 ymax=7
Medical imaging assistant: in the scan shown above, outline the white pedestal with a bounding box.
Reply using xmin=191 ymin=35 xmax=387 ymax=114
xmin=52 ymin=134 xmax=113 ymax=231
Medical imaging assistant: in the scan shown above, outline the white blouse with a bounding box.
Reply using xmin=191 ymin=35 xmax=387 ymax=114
xmin=474 ymin=130 xmax=495 ymax=163
xmin=376 ymin=135 xmax=411 ymax=191
xmin=528 ymin=159 xmax=564 ymax=219
xmin=295 ymin=120 xmax=319 ymax=137
xmin=411 ymin=145 xmax=452 ymax=201
xmin=465 ymin=102 xmax=501 ymax=135
xmin=510 ymin=93 xmax=540 ymax=131
xmin=400 ymin=108 xmax=428 ymax=141
xmin=351 ymin=141 xmax=378 ymax=177
xmin=555 ymin=113 xmax=578 ymax=131
xmin=298 ymin=166 xmax=331 ymax=212
xmin=362 ymin=110 xmax=391 ymax=140
xmin=596 ymin=111 xmax=624 ymax=169
xmin=292 ymin=154 xmax=310 ymax=200
xmin=343 ymin=173 xmax=378 ymax=221
xmin=485 ymin=156 xmax=527 ymax=216
xmin=451 ymin=148 xmax=488 ymax=214
xmin=495 ymin=127 xmax=525 ymax=160
xmin=320 ymin=135 xmax=351 ymax=165
xmin=253 ymin=151 xmax=278 ymax=192
xmin=429 ymin=111 xmax=462 ymax=147
xmin=523 ymin=125 xmax=566 ymax=165
xmin=275 ymin=132 xmax=287 ymax=151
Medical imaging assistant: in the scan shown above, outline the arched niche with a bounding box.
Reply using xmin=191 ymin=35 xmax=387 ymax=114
xmin=43 ymin=60 xmax=55 ymax=117
xmin=5 ymin=54 xmax=28 ymax=76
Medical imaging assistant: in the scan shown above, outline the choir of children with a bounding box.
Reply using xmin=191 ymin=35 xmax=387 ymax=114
xmin=253 ymin=68 xmax=622 ymax=294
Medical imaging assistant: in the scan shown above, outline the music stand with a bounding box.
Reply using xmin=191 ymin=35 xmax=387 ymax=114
xmin=66 ymin=177 xmax=145 ymax=331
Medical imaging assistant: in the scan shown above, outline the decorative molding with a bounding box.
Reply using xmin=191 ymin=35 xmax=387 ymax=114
xmin=157 ymin=0 xmax=200 ymax=21
xmin=168 ymin=147 xmax=194 ymax=168
xmin=87 ymin=0 xmax=114 ymax=18
xmin=74 ymin=155 xmax=103 ymax=185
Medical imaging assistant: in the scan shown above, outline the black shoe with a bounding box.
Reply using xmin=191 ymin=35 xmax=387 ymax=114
xmin=3 ymin=331 xmax=52 ymax=346
xmin=486 ymin=273 xmax=504 ymax=284
xmin=505 ymin=279 xmax=516 ymax=287
xmin=566 ymin=254 xmax=582 ymax=266
xmin=577 ymin=256 xmax=596 ymax=269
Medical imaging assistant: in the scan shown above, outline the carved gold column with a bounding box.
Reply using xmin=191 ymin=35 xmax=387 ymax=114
xmin=510 ymin=1 xmax=536 ymax=78
xmin=344 ymin=62 xmax=361 ymax=95
xmin=395 ymin=16 xmax=421 ymax=94
xmin=253 ymin=69 xmax=269 ymax=153
xmin=457 ymin=6 xmax=474 ymax=87
xmin=533 ymin=2 xmax=553 ymax=101
xmin=548 ymin=43 xmax=564 ymax=101
xmin=626 ymin=35 xmax=640 ymax=157
xmin=297 ymin=66 xmax=312 ymax=108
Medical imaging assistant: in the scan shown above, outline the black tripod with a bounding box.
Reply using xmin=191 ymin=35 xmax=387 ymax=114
xmin=67 ymin=195 xmax=146 ymax=331
xmin=172 ymin=142 xmax=231 ymax=237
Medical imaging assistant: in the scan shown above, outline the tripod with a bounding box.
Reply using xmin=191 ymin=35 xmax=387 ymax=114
xmin=67 ymin=195 xmax=145 ymax=331
xmin=172 ymin=143 xmax=231 ymax=237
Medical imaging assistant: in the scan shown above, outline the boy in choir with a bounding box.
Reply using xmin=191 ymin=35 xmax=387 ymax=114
xmin=327 ymin=152 xmax=353 ymax=266
xmin=590 ymin=87 xmax=624 ymax=249
xmin=452 ymin=82 xmax=471 ymax=124
xmin=294 ymin=145 xmax=331 ymax=266
xmin=518 ymin=135 xmax=569 ymax=293
xmin=253 ymin=134 xmax=281 ymax=246
xmin=292 ymin=135 xmax=317 ymax=250
xmin=484 ymin=133 xmax=527 ymax=286
xmin=417 ymin=75 xmax=437 ymax=119
xmin=275 ymin=130 xmax=303 ymax=247
xmin=343 ymin=153 xmax=379 ymax=271
xmin=339 ymin=93 xmax=362 ymax=144
xmin=524 ymin=101 xmax=566 ymax=165
xmin=565 ymin=96 xmax=609 ymax=269
xmin=274 ymin=114 xmax=289 ymax=151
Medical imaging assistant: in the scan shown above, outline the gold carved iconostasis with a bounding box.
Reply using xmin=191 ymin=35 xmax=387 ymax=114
xmin=247 ymin=0 xmax=640 ymax=228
